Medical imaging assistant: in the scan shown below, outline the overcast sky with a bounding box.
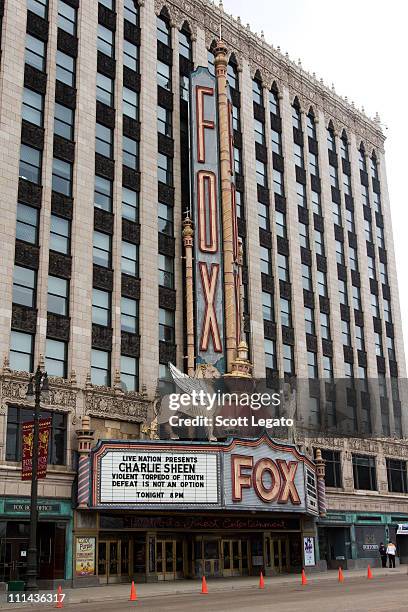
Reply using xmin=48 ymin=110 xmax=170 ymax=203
xmin=222 ymin=0 xmax=408 ymax=359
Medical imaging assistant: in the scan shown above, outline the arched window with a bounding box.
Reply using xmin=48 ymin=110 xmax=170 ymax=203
xmin=124 ymin=0 xmax=139 ymax=25
xmin=340 ymin=131 xmax=349 ymax=160
xmin=208 ymin=40 xmax=216 ymax=75
xmin=306 ymin=110 xmax=316 ymax=139
xmin=252 ymin=73 xmax=263 ymax=105
xmin=292 ymin=98 xmax=301 ymax=130
xmin=179 ymin=23 xmax=192 ymax=60
xmin=227 ymin=55 xmax=238 ymax=90
xmin=326 ymin=123 xmax=335 ymax=152
xmin=370 ymin=153 xmax=378 ymax=180
xmin=157 ymin=12 xmax=171 ymax=46
xmin=358 ymin=145 xmax=366 ymax=172
xmin=269 ymin=83 xmax=279 ymax=116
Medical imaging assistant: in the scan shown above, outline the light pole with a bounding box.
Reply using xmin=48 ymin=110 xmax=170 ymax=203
xmin=25 ymin=364 xmax=49 ymax=592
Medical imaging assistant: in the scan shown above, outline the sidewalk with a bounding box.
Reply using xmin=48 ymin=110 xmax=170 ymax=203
xmin=0 ymin=566 xmax=407 ymax=609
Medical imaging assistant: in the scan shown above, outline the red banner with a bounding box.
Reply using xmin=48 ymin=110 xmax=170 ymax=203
xmin=21 ymin=418 xmax=51 ymax=481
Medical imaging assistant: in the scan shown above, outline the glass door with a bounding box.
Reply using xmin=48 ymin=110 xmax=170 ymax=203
xmin=269 ymin=538 xmax=290 ymax=573
xmin=222 ymin=540 xmax=242 ymax=577
xmin=3 ymin=540 xmax=29 ymax=583
xmin=156 ymin=540 xmax=184 ymax=581
xmin=97 ymin=540 xmax=123 ymax=583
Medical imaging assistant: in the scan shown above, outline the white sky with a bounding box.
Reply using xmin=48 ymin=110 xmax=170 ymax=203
xmin=222 ymin=0 xmax=408 ymax=359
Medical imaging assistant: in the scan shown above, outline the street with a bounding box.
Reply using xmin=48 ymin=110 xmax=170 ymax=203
xmin=57 ymin=573 xmax=408 ymax=612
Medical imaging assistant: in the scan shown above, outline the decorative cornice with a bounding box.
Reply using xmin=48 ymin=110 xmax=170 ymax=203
xmin=84 ymin=387 xmax=149 ymax=422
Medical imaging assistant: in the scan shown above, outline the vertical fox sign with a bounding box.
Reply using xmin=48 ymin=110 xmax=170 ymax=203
xmin=190 ymin=67 xmax=225 ymax=373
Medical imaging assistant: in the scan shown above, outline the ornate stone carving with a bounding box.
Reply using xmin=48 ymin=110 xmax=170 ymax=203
xmin=15 ymin=240 xmax=39 ymax=269
xmin=121 ymin=274 xmax=140 ymax=299
xmin=1 ymin=375 xmax=76 ymax=411
xmin=84 ymin=388 xmax=149 ymax=422
xmin=51 ymin=191 xmax=73 ymax=219
xmin=21 ymin=121 xmax=44 ymax=150
xmin=18 ymin=178 xmax=42 ymax=208
xmin=47 ymin=313 xmax=70 ymax=341
xmin=11 ymin=305 xmax=37 ymax=334
xmin=92 ymin=324 xmax=113 ymax=351
xmin=49 ymin=251 xmax=72 ymax=279
xmin=53 ymin=135 xmax=75 ymax=163
xmin=121 ymin=332 xmax=140 ymax=358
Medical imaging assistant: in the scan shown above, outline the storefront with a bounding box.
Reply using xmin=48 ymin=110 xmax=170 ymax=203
xmin=318 ymin=511 xmax=408 ymax=569
xmin=74 ymin=435 xmax=322 ymax=584
xmin=0 ymin=497 xmax=73 ymax=587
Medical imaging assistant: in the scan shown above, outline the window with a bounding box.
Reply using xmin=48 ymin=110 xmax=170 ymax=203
xmin=48 ymin=275 xmax=68 ymax=315
xmin=364 ymin=219 xmax=373 ymax=242
xmin=50 ymin=215 xmax=70 ymax=254
xmin=96 ymin=73 xmax=114 ymax=106
xmin=269 ymin=89 xmax=279 ymax=115
xmin=329 ymin=165 xmax=339 ymax=188
xmin=95 ymin=123 xmax=113 ymax=158
xmin=386 ymin=336 xmax=395 ymax=361
xmin=275 ymin=211 xmax=286 ymax=238
xmin=10 ymin=331 xmax=34 ymax=372
xmin=122 ymin=241 xmax=138 ymax=276
xmin=124 ymin=0 xmax=138 ymax=24
xmin=262 ymin=291 xmax=274 ymax=321
xmin=256 ymin=160 xmax=267 ymax=187
xmin=273 ymin=170 xmax=284 ymax=196
xmin=158 ymin=254 xmax=174 ymax=288
xmin=232 ymin=105 xmax=240 ymax=131
xmin=343 ymin=173 xmax=352 ymax=195
xmin=91 ymin=348 xmax=110 ymax=386
xmin=6 ymin=406 xmax=66 ymax=465
xmin=314 ymin=229 xmax=324 ymax=256
xmin=28 ymin=0 xmax=47 ymax=18
xmin=277 ymin=254 xmax=289 ymax=282
xmin=386 ymin=459 xmax=407 ymax=493
xmin=58 ymin=0 xmax=76 ymax=35
xmin=296 ymin=182 xmax=306 ymax=207
xmin=271 ymin=129 xmax=282 ymax=155
xmin=370 ymin=157 xmax=378 ymax=180
xmin=344 ymin=362 xmax=353 ymax=378
xmin=94 ymin=175 xmax=112 ymax=212
xmin=352 ymin=285 xmax=361 ymax=310
xmin=179 ymin=30 xmax=192 ymax=60
xmin=234 ymin=147 xmax=242 ymax=174
xmin=159 ymin=308 xmax=175 ymax=343
xmin=367 ymin=255 xmax=376 ymax=279
xmin=122 ymin=187 xmax=138 ymax=222
xmin=302 ymin=264 xmax=312 ymax=291
xmin=235 ymin=190 xmax=243 ymax=219
xmin=264 ymin=339 xmax=276 ymax=371
xmin=157 ymin=15 xmax=170 ymax=45
xmin=355 ymin=325 xmax=365 ymax=351
xmin=123 ymin=39 xmax=139 ymax=72
xmin=92 ymin=289 xmax=111 ymax=326
xmin=121 ymin=297 xmax=138 ymax=334
xmin=320 ymin=450 xmax=342 ymax=487
xmin=361 ymin=184 xmax=369 ymax=207
xmin=227 ymin=63 xmax=237 ymax=89
xmin=308 ymin=152 xmax=318 ymax=176
xmin=307 ymin=351 xmax=318 ymax=378
xmin=291 ymin=105 xmax=301 ymax=129
xmin=338 ymin=279 xmax=348 ymax=305
xmin=258 ymin=202 xmax=269 ymax=230
xmin=56 ymin=50 xmax=75 ymax=86
xmin=157 ymin=60 xmax=171 ymax=90
xmin=332 ymin=202 xmax=341 ymax=226
xmin=123 ymin=87 xmax=139 ymax=120
xmin=304 ymin=307 xmax=315 ymax=335
xmin=311 ymin=190 xmax=321 ymax=215
xmin=158 ymin=153 xmax=172 ymax=185
xmin=25 ymin=34 xmax=46 ymax=71
xmin=254 ymin=119 xmax=265 ymax=145
xmin=348 ymin=245 xmax=358 ymax=271
xmin=19 ymin=144 xmax=42 ymax=184
xmin=22 ymin=88 xmax=44 ymax=126
xmin=93 ymin=230 xmax=111 ymax=267
xmin=158 ymin=202 xmax=173 ymax=235
xmin=282 ymin=344 xmax=294 ymax=375
xmin=45 ymin=338 xmax=67 ymax=377
xmin=98 ymin=24 xmax=114 ymax=58
xmin=379 ymin=262 xmax=388 ymax=285
xmin=323 ymin=356 xmax=333 ymax=379
xmin=345 ymin=208 xmax=355 ymax=233
xmin=340 ymin=136 xmax=349 ymax=160
xmin=123 ymin=136 xmax=139 ymax=170
xmin=157 ymin=105 xmax=172 ymax=136
xmin=54 ymin=103 xmax=74 ymax=140
xmin=280 ymin=298 xmax=291 ymax=327
xmin=99 ymin=0 xmax=114 ymax=8
xmin=52 ymin=157 xmax=72 ymax=196
xmin=252 ymin=80 xmax=262 ymax=105
xmin=335 ymin=240 xmax=344 ymax=264
xmin=371 ymin=293 xmax=380 ymax=318
xmin=383 ymin=298 xmax=392 ymax=323
xmin=359 ymin=148 xmax=366 ymax=172
xmin=327 ymin=128 xmax=335 ymax=152
xmin=342 ymin=320 xmax=351 ymax=346
xmin=16 ymin=203 xmax=38 ymax=244
xmin=352 ymin=454 xmax=377 ymax=491
xmin=260 ymin=246 xmax=272 ymax=276
xmin=320 ymin=312 xmax=330 ymax=340
xmin=13 ymin=266 xmax=36 ymax=307
xmin=293 ymin=143 xmax=303 ymax=168
xmin=121 ymin=355 xmax=138 ymax=392
xmin=306 ymin=114 xmax=316 ymax=139
xmin=207 ymin=50 xmax=214 ymax=75
xmin=373 ymin=191 xmax=381 ymax=214
xmin=374 ymin=332 xmax=383 ymax=356
xmin=376 ymin=225 xmax=385 ymax=249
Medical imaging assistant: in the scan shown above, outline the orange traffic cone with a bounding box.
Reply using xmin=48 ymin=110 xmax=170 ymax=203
xmin=201 ymin=575 xmax=208 ymax=594
xmin=367 ymin=565 xmax=373 ymax=580
xmin=301 ymin=569 xmax=307 ymax=585
xmin=259 ymin=571 xmax=265 ymax=589
xmin=129 ymin=580 xmax=137 ymax=602
xmin=55 ymin=585 xmax=63 ymax=609
xmin=338 ymin=567 xmax=344 ymax=583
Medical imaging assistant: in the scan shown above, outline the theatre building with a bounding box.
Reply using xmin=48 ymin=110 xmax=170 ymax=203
xmin=73 ymin=433 xmax=323 ymax=583
xmin=0 ymin=0 xmax=407 ymax=589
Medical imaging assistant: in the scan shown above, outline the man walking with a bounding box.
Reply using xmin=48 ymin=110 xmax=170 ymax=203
xmin=386 ymin=541 xmax=397 ymax=568
xmin=379 ymin=542 xmax=387 ymax=568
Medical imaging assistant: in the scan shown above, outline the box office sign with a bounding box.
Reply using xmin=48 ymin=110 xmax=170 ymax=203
xmin=75 ymin=537 xmax=95 ymax=576
xmin=91 ymin=437 xmax=318 ymax=515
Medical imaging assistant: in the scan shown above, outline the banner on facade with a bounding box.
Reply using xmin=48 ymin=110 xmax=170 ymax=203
xmin=190 ymin=66 xmax=225 ymax=373
xmin=397 ymin=524 xmax=408 ymax=535
xmin=21 ymin=418 xmax=51 ymax=481
xmin=75 ymin=537 xmax=96 ymax=576
xmin=303 ymin=537 xmax=315 ymax=566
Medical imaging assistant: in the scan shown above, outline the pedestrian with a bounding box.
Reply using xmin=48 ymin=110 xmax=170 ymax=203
xmin=379 ymin=542 xmax=387 ymax=568
xmin=386 ymin=541 xmax=397 ymax=568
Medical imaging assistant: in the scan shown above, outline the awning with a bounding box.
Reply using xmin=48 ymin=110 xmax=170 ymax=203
xmin=397 ymin=524 xmax=408 ymax=535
